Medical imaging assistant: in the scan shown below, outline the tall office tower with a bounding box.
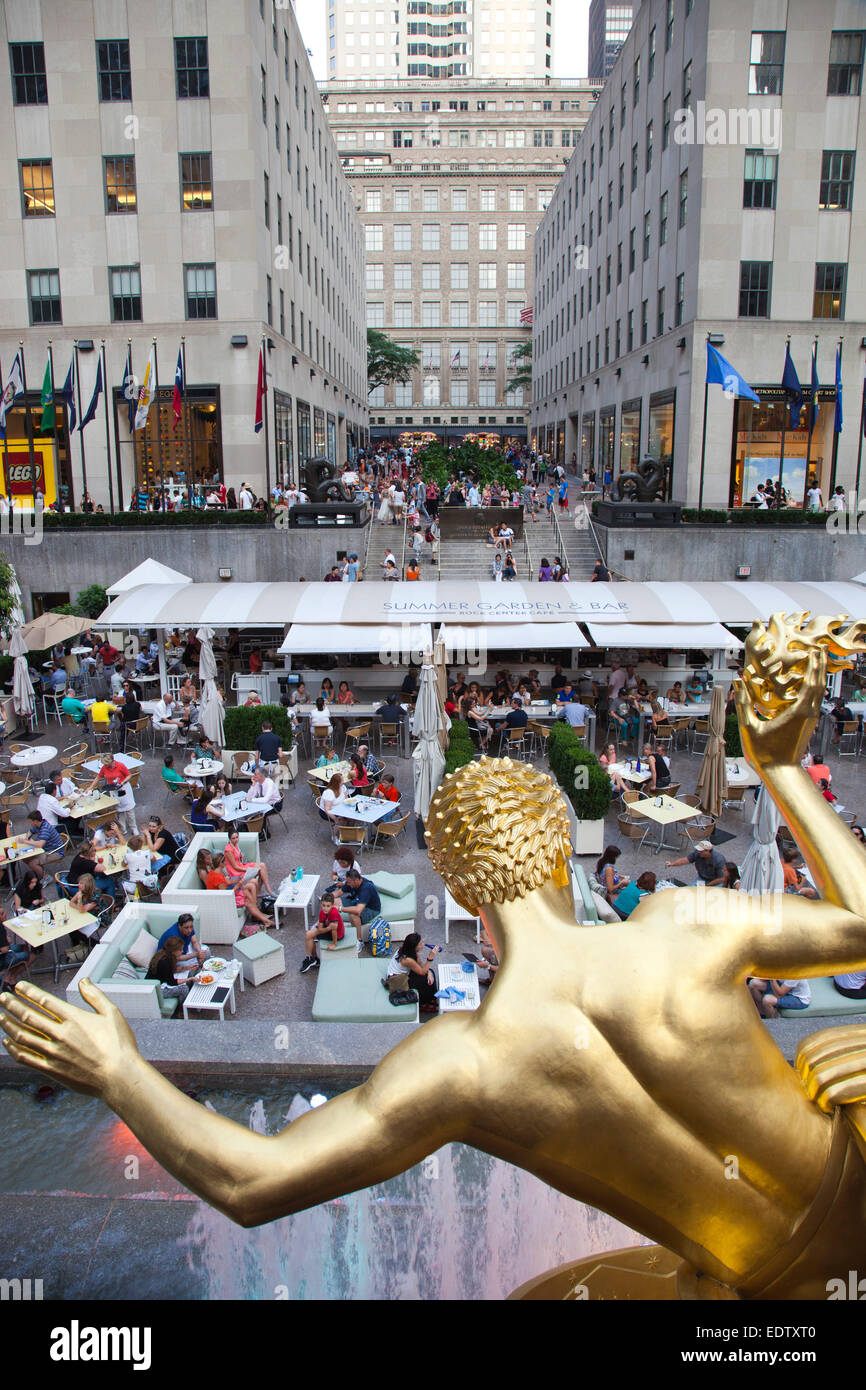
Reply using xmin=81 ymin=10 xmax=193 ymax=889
xmin=0 ymin=0 xmax=368 ymax=510
xmin=588 ymin=0 xmax=635 ymax=81
xmin=328 ymin=0 xmax=555 ymax=82
xmin=324 ymin=75 xmax=600 ymax=447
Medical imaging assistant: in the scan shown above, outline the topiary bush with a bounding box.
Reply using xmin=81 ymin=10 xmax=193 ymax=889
xmin=223 ymin=703 xmax=292 ymax=750
xmin=443 ymin=718 xmax=475 ymax=775
xmin=724 ymin=711 xmax=743 ymax=758
xmin=548 ymin=719 xmax=612 ymax=821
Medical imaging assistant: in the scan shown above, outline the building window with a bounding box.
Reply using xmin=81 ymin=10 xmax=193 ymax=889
xmin=645 ymin=120 xmax=653 ymax=172
xmin=394 ymin=263 xmax=412 ymax=289
xmin=109 ymin=264 xmax=141 ymax=321
xmin=366 ymin=224 xmax=383 ymax=251
xmin=506 ymin=302 xmax=523 ymax=327
xmin=96 ymin=40 xmax=131 ymax=101
xmin=104 ymin=155 xmax=137 ymax=214
xmin=451 ymin=342 xmax=469 ymax=368
xmin=266 ymin=274 xmax=272 ymax=326
xmin=422 ymin=343 xmax=441 ymax=371
xmin=663 ymin=93 xmax=671 ymax=149
xmin=813 ymin=263 xmax=847 ymax=318
xmin=678 ymin=170 xmax=688 ymax=227
xmin=509 ymin=188 xmax=525 ymax=211
xmin=659 ymin=191 xmax=668 ymax=244
xmin=450 ymin=300 xmax=469 ymax=326
xmin=749 ymin=32 xmax=785 ymax=95
xmin=421 ymin=223 xmax=440 ymax=250
xmin=633 ymin=54 xmax=640 ymax=105
xmin=538 ymin=189 xmax=553 ymax=211
xmin=641 ymin=298 xmax=648 ymax=345
xmin=452 ymin=188 xmax=468 ymax=210
xmin=394 ymin=188 xmax=410 ymax=211
xmin=478 ymin=342 xmax=497 ymax=370
xmin=507 ymin=263 xmax=525 ymax=290
xmin=739 ymin=261 xmax=772 ymax=317
xmin=479 ymin=223 xmax=497 ymax=250
xmin=682 ymin=61 xmax=692 ymax=109
xmin=627 ymin=310 xmax=634 ymax=352
xmin=422 ymin=301 xmax=440 ymax=327
xmin=743 ymin=149 xmax=778 ymax=209
xmin=394 ymin=223 xmax=411 ymax=250
xmin=20 ymin=160 xmax=54 ymax=217
xmin=478 ymin=301 xmax=498 ymax=327
xmin=184 ymin=262 xmax=217 ymax=319
xmin=424 ymin=377 xmax=441 ymax=407
xmin=180 ymin=153 xmax=212 ymax=210
xmin=395 ymin=382 xmax=413 ymax=407
xmin=656 ymin=287 xmax=665 ymax=337
xmin=451 ymin=380 xmax=469 ymax=407
xmin=279 ymin=288 xmax=284 ymax=336
xmin=631 ymin=143 xmax=638 ymax=191
xmin=643 ymin=211 xmax=650 ymax=261
xmin=263 ymin=172 xmax=270 ymax=228
xmin=367 ymin=302 xmax=385 ymax=328
xmin=366 ymin=264 xmax=384 ymax=291
xmin=828 ymin=31 xmax=865 ymax=95
xmin=480 ymin=187 xmax=496 ymax=211
xmin=423 ymin=188 xmax=439 ymax=211
xmin=422 ymin=263 xmax=441 ymax=292
xmin=819 ymin=150 xmax=855 ymax=209
xmin=393 ymin=301 xmax=412 ymax=327
xmin=366 ymin=189 xmax=382 ymax=211
xmin=675 ymin=273 xmax=685 ymax=326
xmin=617 ymin=242 xmax=623 ymax=284
xmin=629 ymin=227 xmax=636 ymax=272
xmin=27 ymin=269 xmax=61 ymax=324
xmin=507 ymin=224 xmax=525 ymax=250
xmin=175 ymin=37 xmax=210 ymax=98
xmin=9 ymin=42 xmax=47 ymax=105
xmin=479 ymin=263 xmax=497 ymax=290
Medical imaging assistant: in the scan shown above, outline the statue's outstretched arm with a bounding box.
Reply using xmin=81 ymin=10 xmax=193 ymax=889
xmin=0 ymin=979 xmax=475 ymax=1227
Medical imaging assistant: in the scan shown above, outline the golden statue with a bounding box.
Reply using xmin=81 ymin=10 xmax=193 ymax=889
xmin=3 ymin=611 xmax=866 ymax=1300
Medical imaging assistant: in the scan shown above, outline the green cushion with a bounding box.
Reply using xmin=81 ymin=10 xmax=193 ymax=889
xmin=312 ymin=957 xmax=418 ymax=1022
xmin=370 ymin=870 xmax=413 ymax=901
xmin=158 ymin=993 xmax=179 ymax=1017
xmin=234 ymin=932 xmax=283 ymax=962
xmin=779 ymin=976 xmax=866 ymax=1018
xmin=112 ymin=957 xmax=139 ymax=982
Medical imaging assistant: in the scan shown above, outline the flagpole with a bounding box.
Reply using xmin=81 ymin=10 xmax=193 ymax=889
xmin=803 ymin=336 xmax=818 ymax=510
xmin=46 ymin=339 xmax=60 ymax=509
xmin=262 ymin=335 xmax=272 ymax=515
xmin=697 ymin=334 xmax=710 ymax=512
xmin=181 ymin=337 xmax=192 ymax=508
xmin=829 ymin=337 xmax=842 ymax=496
xmin=152 ymin=337 xmax=165 ymax=510
xmin=18 ymin=341 xmax=38 ymax=508
xmin=855 ymin=371 xmax=865 ymax=502
xmin=0 ymin=362 xmax=11 ymax=505
xmin=776 ymin=335 xmax=791 ymax=509
xmin=112 ymin=343 xmax=126 ymax=512
xmin=73 ymin=341 xmax=88 ymax=503
xmin=99 ymin=341 xmax=115 ymax=515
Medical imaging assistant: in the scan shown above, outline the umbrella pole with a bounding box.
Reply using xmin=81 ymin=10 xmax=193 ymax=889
xmin=157 ymin=629 xmax=168 ymax=694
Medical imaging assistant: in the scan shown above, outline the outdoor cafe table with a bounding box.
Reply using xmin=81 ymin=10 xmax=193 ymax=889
xmin=81 ymin=752 xmax=144 ymax=775
xmin=66 ymin=790 xmax=120 ymax=821
xmin=628 ymin=794 xmax=702 ymax=853
xmin=182 ymin=958 xmax=244 ymax=1020
xmin=0 ymin=834 xmax=44 ymax=889
xmin=437 ymin=961 xmax=481 ymax=1012
xmin=307 ymin=760 xmax=352 ymax=785
xmin=294 ymin=703 xmax=411 ymax=757
xmin=725 ymin=760 xmax=761 ymax=788
xmin=11 ymin=745 xmax=58 ymax=769
xmin=209 ymin=790 xmax=273 ymax=826
xmin=184 ymin=757 xmax=224 ymax=780
xmin=332 ymin=794 xmax=399 ymax=843
xmin=93 ymin=846 xmax=128 ymax=878
xmin=6 ymin=901 xmax=98 ymax=983
xmin=274 ymin=873 xmax=320 ymax=932
xmin=608 ymin=760 xmax=652 ymax=786
xmin=638 ymin=700 xmax=712 ymax=749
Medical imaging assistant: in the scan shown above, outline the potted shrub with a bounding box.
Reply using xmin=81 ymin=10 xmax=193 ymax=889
xmin=443 ymin=718 xmax=475 ymax=775
xmin=548 ymin=720 xmax=611 ymax=856
xmin=222 ymin=703 xmax=296 ymax=779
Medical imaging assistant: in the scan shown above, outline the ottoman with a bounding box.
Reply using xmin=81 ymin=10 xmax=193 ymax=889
xmin=233 ymin=932 xmax=286 ymax=986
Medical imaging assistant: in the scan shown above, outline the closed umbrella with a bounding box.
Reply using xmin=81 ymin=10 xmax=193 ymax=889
xmin=433 ymin=633 xmax=449 ymax=753
xmin=413 ymin=660 xmax=446 ymax=822
xmin=10 ymin=627 xmax=35 ymax=722
xmin=196 ymin=625 xmax=224 ymax=747
xmin=695 ymin=685 xmax=728 ymax=819
xmin=738 ymin=784 xmax=784 ymax=896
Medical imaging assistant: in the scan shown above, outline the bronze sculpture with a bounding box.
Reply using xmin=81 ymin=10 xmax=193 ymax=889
xmin=299 ymin=456 xmax=355 ymax=505
xmin=609 ymin=453 xmax=668 ymax=503
xmin=3 ymin=612 xmax=866 ymax=1299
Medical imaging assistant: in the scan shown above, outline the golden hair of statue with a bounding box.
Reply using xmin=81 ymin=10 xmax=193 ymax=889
xmin=3 ymin=611 xmax=866 ymax=1300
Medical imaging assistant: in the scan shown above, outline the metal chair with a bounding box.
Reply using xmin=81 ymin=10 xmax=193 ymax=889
xmin=60 ymin=742 xmax=89 ymax=768
xmin=722 ymin=785 xmax=746 ymax=814
xmin=337 ymin=824 xmax=366 ymax=848
xmin=836 ymin=720 xmax=859 ymax=757
xmin=232 ymin=751 xmax=255 ymax=778
xmin=690 ymin=719 xmax=711 ymax=755
xmin=124 ymin=717 xmax=152 ymax=757
xmin=165 ymin=780 xmax=193 ymax=807
xmin=677 ymin=818 xmax=716 ymax=849
xmin=370 ymin=810 xmax=410 ymax=850
xmin=616 ymin=813 xmax=651 ymax=851
xmin=500 ymin=726 xmax=528 ymax=760
xmin=679 ymin=792 xmax=701 ymax=807
xmin=378 ymin=722 xmax=401 ymax=755
xmin=241 ymin=813 xmax=265 ymax=835
xmin=89 ymin=719 xmax=114 ymax=756
xmin=342 ymin=721 xmax=371 ymax=757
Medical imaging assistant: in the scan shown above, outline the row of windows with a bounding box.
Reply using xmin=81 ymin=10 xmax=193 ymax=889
xmin=20 ymin=154 xmax=212 ymax=218
xmin=738 ymin=261 xmax=848 ymax=319
xmin=338 ymin=126 xmax=581 ymax=150
xmin=8 ymin=37 xmax=210 ymax=105
xmin=366 ymin=264 xmax=526 ymax=291
xmin=368 ymin=302 xmax=528 ymax=328
xmin=336 ymin=97 xmax=584 ymax=114
xmin=365 ymin=223 xmax=527 ymax=251
xmin=25 ymin=264 xmax=218 ymax=325
xmin=365 ymin=186 xmax=532 ymax=211
xmin=369 ymin=383 xmax=524 ymax=408
xmin=743 ymin=149 xmax=857 ymax=211
xmin=376 ymin=342 xmax=522 ymax=370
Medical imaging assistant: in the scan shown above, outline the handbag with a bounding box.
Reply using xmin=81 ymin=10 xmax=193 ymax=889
xmin=386 ymin=970 xmax=409 ymax=993
xmin=388 ymin=988 xmax=418 ymax=1007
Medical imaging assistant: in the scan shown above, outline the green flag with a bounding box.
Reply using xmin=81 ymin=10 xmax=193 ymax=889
xmin=40 ymin=356 xmax=54 ymax=433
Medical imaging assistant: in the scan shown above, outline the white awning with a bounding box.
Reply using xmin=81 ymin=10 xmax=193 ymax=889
xmin=586 ymin=622 xmax=743 ymax=650
xmin=279 ymin=623 xmax=433 ymax=656
xmin=438 ymin=622 xmax=588 ymax=653
xmin=106 ymin=559 xmax=192 ymax=594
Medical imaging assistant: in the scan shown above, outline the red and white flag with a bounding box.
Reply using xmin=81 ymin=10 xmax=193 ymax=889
xmin=254 ymin=343 xmax=266 ymax=433
xmin=520 ymin=307 xmax=534 ymax=326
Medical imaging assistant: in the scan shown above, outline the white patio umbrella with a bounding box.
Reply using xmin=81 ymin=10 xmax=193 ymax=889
xmin=10 ymin=626 xmax=35 ymax=722
xmin=413 ymin=658 xmax=447 ymax=822
xmin=738 ymin=783 xmax=784 ymax=896
xmin=196 ymin=625 xmax=224 ymax=747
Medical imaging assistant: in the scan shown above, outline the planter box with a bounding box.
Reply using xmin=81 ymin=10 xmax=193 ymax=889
xmin=564 ymin=799 xmax=606 ymax=857
xmin=221 ymin=746 xmax=297 ymax=781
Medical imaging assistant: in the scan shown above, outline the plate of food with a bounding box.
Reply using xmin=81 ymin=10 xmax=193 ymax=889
xmin=197 ymin=973 xmax=214 ymax=985
xmin=208 ymin=958 xmax=226 ymax=971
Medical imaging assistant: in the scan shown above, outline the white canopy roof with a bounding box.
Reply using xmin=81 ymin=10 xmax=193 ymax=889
xmin=585 ymin=622 xmax=743 ymax=650
xmin=96 ymin=579 xmax=866 ymax=630
xmin=106 ymin=559 xmax=192 ymax=595
xmin=438 ymin=622 xmax=588 ymax=653
xmin=279 ymin=623 xmax=433 ymax=655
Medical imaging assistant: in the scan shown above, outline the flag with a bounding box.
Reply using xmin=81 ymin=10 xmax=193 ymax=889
xmin=706 ymin=342 xmax=760 ymax=403
xmin=39 ymin=356 xmax=55 ymax=433
xmin=0 ymin=352 xmax=24 ymax=439
xmin=451 ymin=351 xmax=460 ymax=367
xmin=834 ymin=344 xmax=843 ymax=434
xmin=254 ymin=343 xmax=266 ymax=433
xmin=134 ymin=343 xmax=156 ymax=430
xmin=79 ymin=356 xmax=103 ymax=431
xmin=61 ymin=358 xmax=76 ymax=434
xmin=808 ymin=342 xmax=819 ymax=433
xmin=781 ymin=342 xmax=803 ymax=428
xmin=121 ymin=345 xmax=136 ymax=430
xmin=172 ymin=346 xmax=184 ymax=428
xmin=520 ymin=307 xmax=534 ymax=325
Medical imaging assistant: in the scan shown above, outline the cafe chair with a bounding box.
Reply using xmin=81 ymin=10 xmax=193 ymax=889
xmin=370 ymin=810 xmax=410 ymax=851
xmin=616 ymin=813 xmax=651 ymax=852
xmin=722 ymin=785 xmax=746 ymax=814
xmin=240 ymin=813 xmax=265 ymax=835
xmin=315 ymin=796 xmax=341 ymax=844
xmin=337 ymin=825 xmax=366 ymax=848
xmin=690 ymin=719 xmax=711 ymax=756
xmin=89 ymin=719 xmax=114 ymax=756
xmin=679 ymin=793 xmax=701 ymax=807
xmin=54 ymin=872 xmax=75 ymax=900
xmin=378 ymin=722 xmax=401 ymax=755
xmin=677 ymin=818 xmax=715 ymax=849
xmin=342 ymin=722 xmax=371 ymax=757
xmin=836 ymin=720 xmax=860 ymax=758
xmin=500 ymin=726 xmax=528 ymax=760
xmin=165 ymin=780 xmax=194 ymax=807
xmin=311 ymin=722 xmax=332 ymax=753
xmin=60 ymin=741 xmax=89 ymax=767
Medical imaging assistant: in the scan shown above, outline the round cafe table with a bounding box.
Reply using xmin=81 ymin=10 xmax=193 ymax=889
xmin=11 ymin=745 xmax=58 ymax=768
xmin=184 ymin=758 xmax=224 ymax=779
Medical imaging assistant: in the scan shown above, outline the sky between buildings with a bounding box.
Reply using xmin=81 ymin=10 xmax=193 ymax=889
xmin=293 ymin=0 xmax=592 ymax=82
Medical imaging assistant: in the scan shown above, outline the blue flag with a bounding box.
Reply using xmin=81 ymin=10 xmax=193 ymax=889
xmin=834 ymin=344 xmax=843 ymax=434
xmin=808 ymin=343 xmax=819 ymax=433
xmin=706 ymin=342 xmax=760 ymax=403
xmin=79 ymin=356 xmax=103 ymax=432
xmin=781 ymin=342 xmax=803 ymax=428
xmin=121 ymin=346 xmax=136 ymax=430
xmin=60 ymin=358 xmax=76 ymax=434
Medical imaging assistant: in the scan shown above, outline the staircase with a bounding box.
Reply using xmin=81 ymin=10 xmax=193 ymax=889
xmin=363 ymin=516 xmax=406 ymax=578
xmin=440 ymin=534 xmax=500 ymax=582
xmin=530 ymin=504 xmax=601 ymax=581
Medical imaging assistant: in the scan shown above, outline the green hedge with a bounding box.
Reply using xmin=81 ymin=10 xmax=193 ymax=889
xmin=443 ymin=718 xmax=475 ymax=775
xmin=41 ymin=510 xmax=269 ymax=529
xmin=724 ymin=711 xmax=743 ymax=758
xmin=681 ymin=509 xmax=729 ymax=523
xmin=223 ymin=703 xmax=292 ymax=750
xmin=547 ymin=719 xmax=612 ymax=822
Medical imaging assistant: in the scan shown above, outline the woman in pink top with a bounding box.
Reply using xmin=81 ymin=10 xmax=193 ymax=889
xmin=224 ymin=829 xmax=273 ymax=896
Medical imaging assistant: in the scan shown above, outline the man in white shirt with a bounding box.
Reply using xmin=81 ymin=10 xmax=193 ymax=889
xmin=247 ymin=768 xmax=282 ymax=840
xmin=36 ymin=774 xmax=73 ymax=827
xmin=749 ymin=483 xmax=768 ymax=509
xmin=806 ymin=483 xmax=824 ymax=511
xmin=239 ymin=484 xmax=254 ymax=510
xmin=608 ymin=666 xmax=628 ymax=701
xmin=152 ymin=691 xmax=181 ymax=746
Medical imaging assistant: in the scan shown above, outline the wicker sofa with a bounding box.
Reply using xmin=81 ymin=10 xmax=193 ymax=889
xmin=65 ymin=904 xmax=197 ymax=1019
xmin=160 ymin=832 xmax=261 ymax=946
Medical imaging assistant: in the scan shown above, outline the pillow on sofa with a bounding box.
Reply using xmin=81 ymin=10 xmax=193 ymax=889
xmin=126 ymin=928 xmax=159 ymax=969
xmin=372 ymin=870 xmax=412 ymax=900
xmin=112 ymin=957 xmax=141 ymax=981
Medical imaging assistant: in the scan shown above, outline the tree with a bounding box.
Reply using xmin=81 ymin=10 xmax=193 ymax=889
xmin=367 ymin=329 xmax=419 ymax=392
xmin=506 ymin=339 xmax=532 ymax=396
xmin=51 ymin=584 xmax=109 ymax=620
xmin=0 ymin=555 xmax=22 ymax=640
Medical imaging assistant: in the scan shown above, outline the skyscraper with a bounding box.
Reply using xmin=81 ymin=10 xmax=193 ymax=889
xmin=328 ymin=0 xmax=555 ymax=82
xmin=588 ymin=0 xmax=635 ymax=80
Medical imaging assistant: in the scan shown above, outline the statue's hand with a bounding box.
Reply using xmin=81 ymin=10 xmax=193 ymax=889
xmin=0 ymin=979 xmax=138 ymax=1101
xmin=735 ymin=645 xmax=825 ymax=771
xmin=796 ymin=1025 xmax=866 ymax=1112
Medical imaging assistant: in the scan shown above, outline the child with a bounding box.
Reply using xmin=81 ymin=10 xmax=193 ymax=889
xmin=300 ymin=891 xmax=346 ymax=973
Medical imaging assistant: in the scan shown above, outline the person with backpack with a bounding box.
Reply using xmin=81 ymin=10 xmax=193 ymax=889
xmin=336 ymin=867 xmax=382 ymax=942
